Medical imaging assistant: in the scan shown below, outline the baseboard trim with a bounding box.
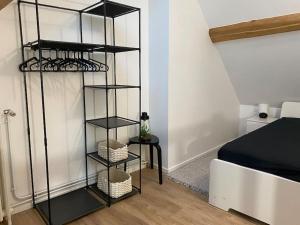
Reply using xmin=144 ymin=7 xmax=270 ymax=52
xmin=165 ymin=139 xmax=233 ymax=173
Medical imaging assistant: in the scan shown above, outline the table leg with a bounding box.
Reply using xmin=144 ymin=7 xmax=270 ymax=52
xmin=155 ymin=144 xmax=162 ymax=185
xmin=150 ymin=144 xmax=154 ymax=169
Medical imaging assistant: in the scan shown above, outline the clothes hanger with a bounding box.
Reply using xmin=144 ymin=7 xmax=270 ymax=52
xmin=42 ymin=50 xmax=64 ymax=71
xmin=58 ymin=51 xmax=87 ymax=72
xmin=20 ymin=50 xmax=109 ymax=72
xmin=88 ymin=53 xmax=109 ymax=72
xmin=29 ymin=52 xmax=51 ymax=71
xmin=74 ymin=52 xmax=90 ymax=71
xmin=80 ymin=53 xmax=99 ymax=71
xmin=19 ymin=57 xmax=39 ymax=71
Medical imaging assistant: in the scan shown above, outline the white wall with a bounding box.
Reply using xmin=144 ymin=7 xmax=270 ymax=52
xmin=167 ymin=0 xmax=240 ymax=170
xmin=149 ymin=0 xmax=169 ymax=169
xmin=199 ymin=0 xmax=300 ymax=28
xmin=216 ymin=33 xmax=300 ymax=107
xmin=199 ymin=0 xmax=300 ymax=107
xmin=149 ymin=0 xmax=240 ymax=172
xmin=0 ymin=0 xmax=149 ymax=213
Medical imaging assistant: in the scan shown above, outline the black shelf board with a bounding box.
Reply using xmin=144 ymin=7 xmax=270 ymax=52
xmin=36 ymin=188 xmax=105 ymax=225
xmin=27 ymin=40 xmax=101 ymax=52
xmin=85 ymin=84 xmax=140 ymax=89
xmin=83 ymin=1 xmax=139 ymax=18
xmin=86 ymin=116 xmax=139 ymax=129
xmin=25 ymin=40 xmax=139 ymax=53
xmin=96 ymin=45 xmax=139 ymax=53
xmin=87 ymin=151 xmax=140 ymax=167
xmin=89 ymin=184 xmax=139 ymax=205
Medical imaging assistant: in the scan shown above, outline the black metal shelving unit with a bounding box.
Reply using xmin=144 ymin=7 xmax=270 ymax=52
xmin=81 ymin=0 xmax=142 ymax=207
xmin=18 ymin=0 xmax=142 ymax=225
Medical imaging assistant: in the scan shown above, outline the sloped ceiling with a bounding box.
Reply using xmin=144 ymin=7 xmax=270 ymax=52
xmin=199 ymin=0 xmax=300 ymax=107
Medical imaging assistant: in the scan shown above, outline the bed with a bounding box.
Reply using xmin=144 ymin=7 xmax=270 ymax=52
xmin=209 ymin=102 xmax=300 ymax=225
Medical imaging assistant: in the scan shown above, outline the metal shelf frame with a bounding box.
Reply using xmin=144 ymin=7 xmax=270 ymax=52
xmin=18 ymin=0 xmax=142 ymax=224
xmin=80 ymin=0 xmax=142 ymax=207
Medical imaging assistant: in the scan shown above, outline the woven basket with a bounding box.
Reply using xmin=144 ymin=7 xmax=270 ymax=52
xmin=98 ymin=139 xmax=128 ymax=162
xmin=97 ymin=169 xmax=132 ymax=198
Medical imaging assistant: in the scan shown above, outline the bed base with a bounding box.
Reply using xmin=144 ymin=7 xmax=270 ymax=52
xmin=209 ymin=159 xmax=300 ymax=225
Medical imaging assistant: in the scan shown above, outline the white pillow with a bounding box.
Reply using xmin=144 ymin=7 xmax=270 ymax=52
xmin=281 ymin=102 xmax=300 ymax=118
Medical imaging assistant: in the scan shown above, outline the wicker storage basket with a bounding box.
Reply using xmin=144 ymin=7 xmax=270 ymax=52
xmin=98 ymin=139 xmax=128 ymax=162
xmin=97 ymin=169 xmax=132 ymax=198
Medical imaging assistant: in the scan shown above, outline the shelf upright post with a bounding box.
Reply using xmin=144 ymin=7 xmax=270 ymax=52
xmin=17 ymin=0 xmax=36 ymax=207
xmin=103 ymin=0 xmax=111 ymax=207
xmin=138 ymin=9 xmax=142 ymax=193
xmin=34 ymin=0 xmax=52 ymax=223
xmin=79 ymin=12 xmax=89 ymax=188
xmin=113 ymin=18 xmax=118 ymax=141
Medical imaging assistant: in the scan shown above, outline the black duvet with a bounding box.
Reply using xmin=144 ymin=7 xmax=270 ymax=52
xmin=218 ymin=117 xmax=300 ymax=182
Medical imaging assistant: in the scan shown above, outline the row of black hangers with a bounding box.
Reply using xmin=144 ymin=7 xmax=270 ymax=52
xmin=19 ymin=51 xmax=109 ymax=72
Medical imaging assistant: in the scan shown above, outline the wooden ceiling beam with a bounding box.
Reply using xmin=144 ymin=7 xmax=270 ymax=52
xmin=209 ymin=13 xmax=300 ymax=43
xmin=0 ymin=0 xmax=13 ymax=11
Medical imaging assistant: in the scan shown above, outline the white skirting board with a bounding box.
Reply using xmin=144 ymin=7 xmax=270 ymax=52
xmin=209 ymin=159 xmax=300 ymax=225
xmin=166 ymin=140 xmax=232 ymax=173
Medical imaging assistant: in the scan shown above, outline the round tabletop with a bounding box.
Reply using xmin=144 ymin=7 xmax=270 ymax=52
xmin=128 ymin=135 xmax=159 ymax=145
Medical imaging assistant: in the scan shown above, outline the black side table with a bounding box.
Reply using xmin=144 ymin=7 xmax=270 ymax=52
xmin=127 ymin=135 xmax=162 ymax=185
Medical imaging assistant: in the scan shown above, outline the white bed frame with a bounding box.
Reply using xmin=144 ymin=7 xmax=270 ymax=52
xmin=209 ymin=102 xmax=300 ymax=225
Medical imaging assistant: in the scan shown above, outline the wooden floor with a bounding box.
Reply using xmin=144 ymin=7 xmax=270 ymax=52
xmin=8 ymin=169 xmax=264 ymax=225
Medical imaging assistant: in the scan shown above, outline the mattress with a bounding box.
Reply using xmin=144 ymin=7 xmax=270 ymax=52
xmin=218 ymin=117 xmax=300 ymax=182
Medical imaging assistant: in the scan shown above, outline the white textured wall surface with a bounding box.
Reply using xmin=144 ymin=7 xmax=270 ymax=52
xmin=0 ymin=0 xmax=149 ymax=212
xmin=216 ymin=33 xmax=300 ymax=107
xmin=199 ymin=0 xmax=300 ymax=27
xmin=167 ymin=0 xmax=239 ymax=170
xmin=149 ymin=0 xmax=169 ymax=169
xmin=199 ymin=0 xmax=300 ymax=107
